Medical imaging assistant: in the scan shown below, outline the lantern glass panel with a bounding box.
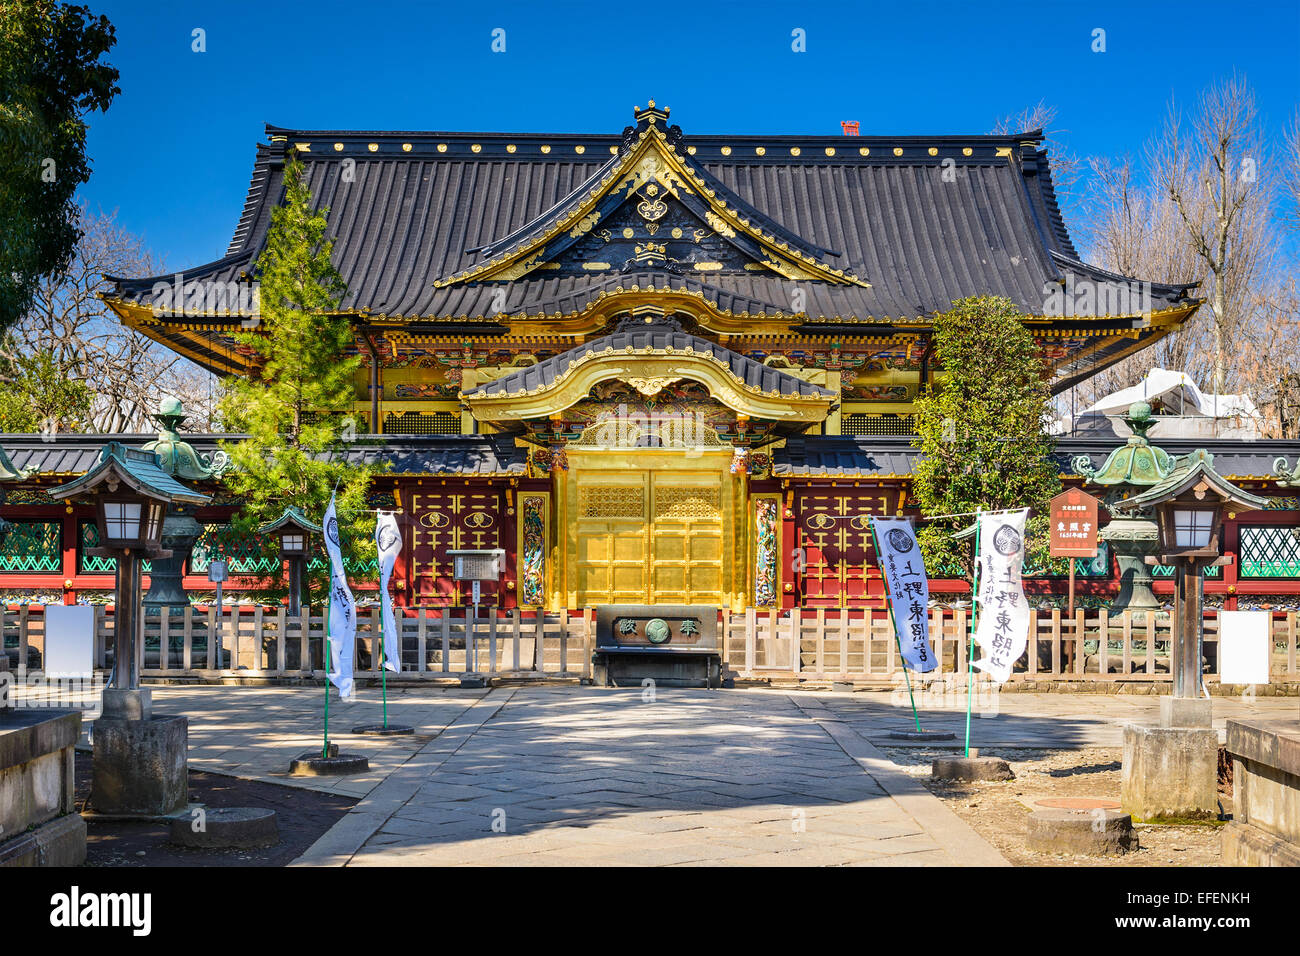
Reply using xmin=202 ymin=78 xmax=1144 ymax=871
xmin=1174 ymin=507 xmax=1214 ymax=548
xmin=103 ymin=501 xmax=142 ymax=541
xmin=281 ymin=533 xmax=305 ymax=554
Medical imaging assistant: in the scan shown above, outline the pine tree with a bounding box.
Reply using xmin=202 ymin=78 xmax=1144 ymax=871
xmin=911 ymin=295 xmax=1062 ymax=577
xmin=217 ymin=156 xmax=379 ymax=604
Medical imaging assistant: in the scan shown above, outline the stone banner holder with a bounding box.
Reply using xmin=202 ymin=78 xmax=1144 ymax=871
xmin=351 ymin=723 xmax=414 ymax=736
xmin=931 ymin=755 xmax=1015 ymax=781
xmin=289 ymin=752 xmax=369 ymax=776
xmin=169 ymin=807 xmax=279 ymax=849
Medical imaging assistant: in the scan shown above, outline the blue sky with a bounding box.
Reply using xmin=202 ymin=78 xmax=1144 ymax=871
xmin=80 ymin=0 xmax=1300 ymax=272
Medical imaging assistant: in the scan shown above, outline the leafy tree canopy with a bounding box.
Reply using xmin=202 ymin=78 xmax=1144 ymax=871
xmin=0 ymin=340 xmax=92 ymax=432
xmin=0 ymin=1 xmax=119 ymax=334
xmin=217 ymin=156 xmax=381 ymax=605
xmin=911 ymin=295 xmax=1062 ymax=577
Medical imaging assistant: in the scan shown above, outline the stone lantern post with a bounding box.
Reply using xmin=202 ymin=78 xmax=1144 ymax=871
xmin=141 ymin=398 xmax=229 ymax=617
xmin=1072 ymin=402 xmax=1175 ymax=616
xmin=48 ymin=443 xmax=211 ymax=816
xmin=1109 ymin=449 xmax=1268 ymax=821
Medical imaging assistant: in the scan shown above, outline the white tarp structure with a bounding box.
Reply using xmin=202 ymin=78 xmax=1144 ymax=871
xmin=1057 ymin=367 xmax=1262 ymax=439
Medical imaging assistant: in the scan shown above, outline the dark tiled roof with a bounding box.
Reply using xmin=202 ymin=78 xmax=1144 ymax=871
xmin=774 ymin=437 xmax=920 ymax=477
xmin=0 ymin=434 xmax=528 ymax=478
xmin=463 ymin=322 xmax=836 ymax=400
xmin=773 ymin=436 xmax=1300 ymax=484
xmin=108 ymin=122 xmax=1195 ymax=323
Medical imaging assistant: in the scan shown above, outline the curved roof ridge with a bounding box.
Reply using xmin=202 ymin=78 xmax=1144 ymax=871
xmin=462 ymin=321 xmax=836 ymax=401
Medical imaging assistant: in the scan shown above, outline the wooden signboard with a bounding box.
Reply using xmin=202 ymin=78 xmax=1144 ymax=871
xmin=1050 ymin=488 xmax=1101 ymax=558
xmin=1049 ymin=488 xmax=1103 ymax=621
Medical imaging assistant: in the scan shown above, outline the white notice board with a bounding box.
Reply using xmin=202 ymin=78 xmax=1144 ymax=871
xmin=1218 ymin=610 xmax=1271 ymax=686
xmin=43 ymin=604 xmax=95 ymax=679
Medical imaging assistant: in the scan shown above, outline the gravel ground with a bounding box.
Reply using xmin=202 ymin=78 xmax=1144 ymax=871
xmin=75 ymin=750 xmax=357 ymax=866
xmin=879 ymin=746 xmax=1230 ymax=867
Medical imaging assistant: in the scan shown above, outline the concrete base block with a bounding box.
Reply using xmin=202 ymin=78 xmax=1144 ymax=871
xmin=0 ymin=812 xmax=87 ymax=867
xmin=1221 ymin=820 xmax=1300 ymax=866
xmin=1160 ymin=696 xmax=1213 ymax=729
xmin=350 ymin=723 xmax=414 ymax=736
xmin=169 ymin=807 xmax=279 ymax=849
xmin=289 ymin=753 xmax=368 ymax=776
xmin=931 ymin=756 xmax=1014 ymax=781
xmin=1121 ymin=723 xmax=1219 ymax=821
xmin=458 ymin=674 xmax=487 ymax=689
xmin=90 ymin=714 xmax=188 ymax=817
xmin=831 ymin=681 xmax=855 ymax=693
xmin=1027 ymin=807 xmax=1136 ymax=856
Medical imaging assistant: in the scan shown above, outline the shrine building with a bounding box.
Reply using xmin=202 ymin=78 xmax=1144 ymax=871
xmin=1 ymin=103 xmax=1297 ymax=612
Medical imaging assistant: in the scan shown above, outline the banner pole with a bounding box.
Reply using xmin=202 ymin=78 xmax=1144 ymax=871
xmin=323 ymin=602 xmax=331 ymax=760
xmin=870 ymin=522 xmax=922 ymax=732
xmin=379 ymin=621 xmax=388 ymax=728
xmin=965 ymin=513 xmax=982 ymax=758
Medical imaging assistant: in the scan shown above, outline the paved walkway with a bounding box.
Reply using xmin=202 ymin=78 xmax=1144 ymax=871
xmin=293 ymin=686 xmax=1005 ymax=866
xmin=120 ymin=684 xmax=1296 ymax=866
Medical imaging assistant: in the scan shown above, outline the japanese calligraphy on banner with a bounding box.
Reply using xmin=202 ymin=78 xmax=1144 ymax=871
xmin=323 ymin=493 xmax=356 ymax=698
xmin=1049 ymin=488 xmax=1101 ymax=558
xmin=973 ymin=509 xmax=1030 ymax=683
xmin=375 ymin=511 xmax=402 ymax=673
xmin=871 ymin=517 xmax=937 ymax=673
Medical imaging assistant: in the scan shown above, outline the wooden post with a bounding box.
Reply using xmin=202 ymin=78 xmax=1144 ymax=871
xmin=748 ymin=606 xmax=759 ymax=671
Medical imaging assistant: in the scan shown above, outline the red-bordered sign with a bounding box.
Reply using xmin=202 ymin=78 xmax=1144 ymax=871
xmin=1049 ymin=488 xmax=1101 ymax=558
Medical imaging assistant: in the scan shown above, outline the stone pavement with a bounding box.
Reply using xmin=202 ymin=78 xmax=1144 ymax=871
xmin=294 ymin=686 xmax=1007 ymax=866
xmin=123 ymin=683 xmax=491 ymax=799
xmin=101 ymin=684 xmax=1296 ymax=866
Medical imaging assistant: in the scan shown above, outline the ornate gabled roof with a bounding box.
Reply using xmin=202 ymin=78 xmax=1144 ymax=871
xmin=437 ymin=102 xmax=867 ymax=289
xmin=462 ymin=315 xmax=835 ymax=409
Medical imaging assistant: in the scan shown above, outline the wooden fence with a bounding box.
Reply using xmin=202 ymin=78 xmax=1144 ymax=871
xmin=726 ymin=607 xmax=1300 ymax=684
xmin=1 ymin=605 xmax=594 ymax=682
xmin=3 ymin=604 xmax=1297 ymax=685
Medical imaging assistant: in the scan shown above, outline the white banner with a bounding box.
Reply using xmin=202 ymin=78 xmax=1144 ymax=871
xmin=973 ymin=509 xmax=1031 ymax=683
xmin=323 ymin=493 xmax=355 ymax=697
xmin=871 ymin=517 xmax=937 ymax=673
xmin=375 ymin=511 xmax=402 ymax=674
